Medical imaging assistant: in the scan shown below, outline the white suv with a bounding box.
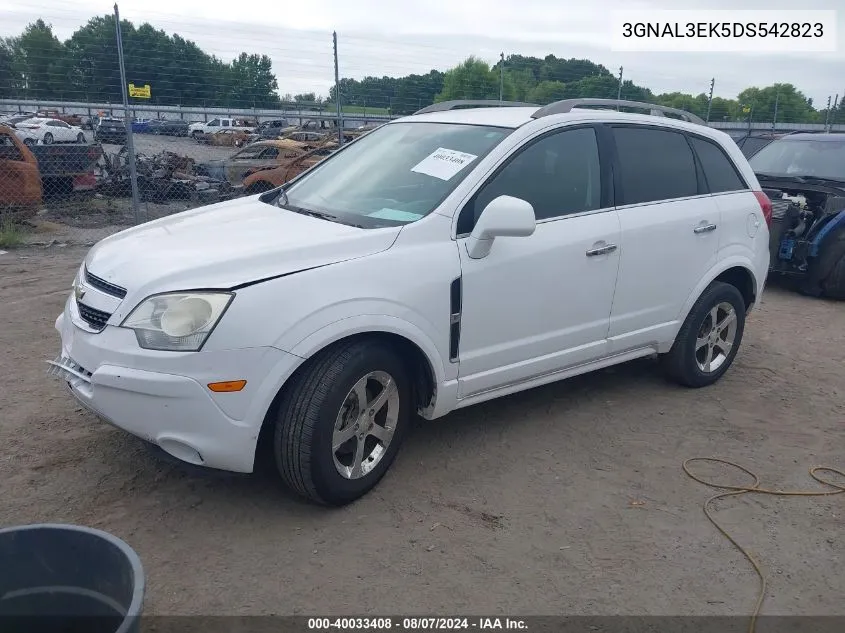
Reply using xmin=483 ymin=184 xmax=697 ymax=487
xmin=49 ymin=99 xmax=772 ymax=505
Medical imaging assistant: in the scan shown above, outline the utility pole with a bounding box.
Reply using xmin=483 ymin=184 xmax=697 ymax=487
xmin=830 ymin=94 xmax=840 ymax=132
xmin=616 ymin=67 xmax=623 ymax=108
xmin=824 ymin=95 xmax=832 ymax=131
xmin=499 ymin=52 xmax=504 ymax=101
xmin=113 ymin=3 xmax=141 ymax=223
xmin=772 ymin=92 xmax=779 ymax=132
xmin=333 ymin=31 xmax=343 ymax=146
xmin=705 ymin=78 xmax=715 ymax=123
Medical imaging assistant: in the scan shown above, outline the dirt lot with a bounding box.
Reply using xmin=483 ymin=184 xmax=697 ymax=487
xmin=0 ymin=246 xmax=843 ymax=618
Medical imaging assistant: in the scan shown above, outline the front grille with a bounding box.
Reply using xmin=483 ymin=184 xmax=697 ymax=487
xmin=77 ymin=300 xmax=112 ymax=331
xmin=85 ymin=268 xmax=127 ymax=298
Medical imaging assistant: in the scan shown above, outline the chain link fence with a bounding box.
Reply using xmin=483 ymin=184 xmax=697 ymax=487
xmin=1 ymin=7 xmax=844 ymax=249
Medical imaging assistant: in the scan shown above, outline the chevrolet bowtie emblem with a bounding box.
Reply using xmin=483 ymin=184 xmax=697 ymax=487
xmin=74 ymin=283 xmax=85 ymax=301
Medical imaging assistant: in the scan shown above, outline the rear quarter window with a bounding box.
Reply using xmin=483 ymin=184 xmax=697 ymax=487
xmin=690 ymin=136 xmax=747 ymax=193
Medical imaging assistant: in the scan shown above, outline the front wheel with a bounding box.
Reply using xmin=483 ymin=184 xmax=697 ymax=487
xmin=274 ymin=339 xmax=412 ymax=506
xmin=43 ymin=132 xmax=54 ymax=144
xmin=661 ymin=281 xmax=746 ymax=388
xmin=76 ymin=133 xmax=85 ymax=143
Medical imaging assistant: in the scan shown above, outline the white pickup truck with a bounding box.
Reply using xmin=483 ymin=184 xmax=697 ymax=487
xmin=188 ymin=117 xmax=256 ymax=139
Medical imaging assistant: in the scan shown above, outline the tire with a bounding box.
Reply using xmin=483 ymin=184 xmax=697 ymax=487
xmin=77 ymin=133 xmax=85 ymax=143
xmin=822 ymin=253 xmax=845 ymax=300
xmin=661 ymin=281 xmax=746 ymax=388
xmin=273 ymin=339 xmax=412 ymax=506
xmin=192 ymin=130 xmax=202 ymax=140
xmin=43 ymin=133 xmax=53 ymax=145
xmin=23 ymin=138 xmax=34 ymax=146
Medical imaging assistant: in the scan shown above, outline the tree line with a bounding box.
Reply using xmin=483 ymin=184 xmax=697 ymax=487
xmin=1 ymin=17 xmax=841 ymax=125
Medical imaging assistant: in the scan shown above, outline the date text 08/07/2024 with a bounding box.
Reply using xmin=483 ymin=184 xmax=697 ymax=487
xmin=307 ymin=617 xmax=528 ymax=630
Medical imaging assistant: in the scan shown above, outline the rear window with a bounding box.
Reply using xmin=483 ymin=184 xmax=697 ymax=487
xmin=612 ymin=126 xmax=699 ymax=205
xmin=690 ymin=136 xmax=747 ymax=193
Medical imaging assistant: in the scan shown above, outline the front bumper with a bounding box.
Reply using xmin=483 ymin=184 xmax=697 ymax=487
xmin=49 ymin=299 xmax=301 ymax=473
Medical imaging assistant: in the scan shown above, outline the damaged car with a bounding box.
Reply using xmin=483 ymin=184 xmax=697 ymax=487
xmin=751 ymin=133 xmax=845 ymax=298
xmin=195 ymin=139 xmax=310 ymax=186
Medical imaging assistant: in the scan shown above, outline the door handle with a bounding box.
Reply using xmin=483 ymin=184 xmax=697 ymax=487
xmin=694 ymin=223 xmax=717 ymax=234
xmin=586 ymin=243 xmax=618 ymax=257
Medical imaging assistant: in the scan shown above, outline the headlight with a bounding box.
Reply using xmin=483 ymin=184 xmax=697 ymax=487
xmin=121 ymin=292 xmax=233 ymax=352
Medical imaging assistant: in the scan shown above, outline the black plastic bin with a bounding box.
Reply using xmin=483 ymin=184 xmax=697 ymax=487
xmin=0 ymin=523 xmax=145 ymax=633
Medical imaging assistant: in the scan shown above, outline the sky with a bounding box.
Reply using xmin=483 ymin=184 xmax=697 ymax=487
xmin=2 ymin=0 xmax=843 ymax=105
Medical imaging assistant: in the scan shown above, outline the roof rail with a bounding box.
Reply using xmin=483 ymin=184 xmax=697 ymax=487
xmin=531 ymin=98 xmax=706 ymax=125
xmin=414 ymin=100 xmax=539 ymax=115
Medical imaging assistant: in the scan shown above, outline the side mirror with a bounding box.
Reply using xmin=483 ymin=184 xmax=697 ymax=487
xmin=466 ymin=195 xmax=536 ymax=259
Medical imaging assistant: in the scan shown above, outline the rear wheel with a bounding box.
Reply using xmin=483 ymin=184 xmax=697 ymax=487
xmin=823 ymin=253 xmax=845 ymax=300
xmin=76 ymin=133 xmax=85 ymax=143
xmin=273 ymin=339 xmax=412 ymax=506
xmin=43 ymin=132 xmax=54 ymax=144
xmin=662 ymin=282 xmax=746 ymax=388
xmin=23 ymin=138 xmax=34 ymax=146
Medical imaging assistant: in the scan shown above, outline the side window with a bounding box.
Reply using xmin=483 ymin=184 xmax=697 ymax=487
xmin=0 ymin=136 xmax=24 ymax=161
xmin=261 ymin=147 xmax=279 ymax=159
xmin=612 ymin=126 xmax=698 ymax=205
xmin=459 ymin=126 xmax=602 ymax=233
xmin=690 ymin=136 xmax=747 ymax=193
xmin=222 ymin=120 xmax=231 ymax=127
xmin=208 ymin=119 xmax=219 ymax=126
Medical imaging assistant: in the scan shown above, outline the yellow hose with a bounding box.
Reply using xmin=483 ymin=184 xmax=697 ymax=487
xmin=683 ymin=458 xmax=845 ymax=633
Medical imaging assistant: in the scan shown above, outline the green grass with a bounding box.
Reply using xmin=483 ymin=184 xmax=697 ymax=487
xmin=323 ymin=103 xmax=390 ymax=115
xmin=0 ymin=218 xmax=24 ymax=248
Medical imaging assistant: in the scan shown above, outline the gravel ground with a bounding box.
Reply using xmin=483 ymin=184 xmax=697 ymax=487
xmin=0 ymin=246 xmax=843 ymax=619
xmin=94 ymin=130 xmax=238 ymax=164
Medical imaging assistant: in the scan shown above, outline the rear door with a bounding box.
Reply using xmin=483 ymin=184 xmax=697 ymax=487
xmin=607 ymin=124 xmax=721 ymax=353
xmin=687 ymin=133 xmax=759 ymax=270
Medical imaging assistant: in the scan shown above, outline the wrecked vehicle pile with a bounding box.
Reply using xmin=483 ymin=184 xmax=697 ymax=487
xmin=97 ymin=147 xmax=241 ymax=204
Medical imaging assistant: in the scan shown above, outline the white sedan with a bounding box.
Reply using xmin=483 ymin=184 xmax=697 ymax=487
xmin=13 ymin=117 xmax=86 ymax=145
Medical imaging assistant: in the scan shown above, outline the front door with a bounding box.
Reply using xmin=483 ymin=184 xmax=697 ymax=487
xmin=454 ymin=125 xmax=621 ymax=398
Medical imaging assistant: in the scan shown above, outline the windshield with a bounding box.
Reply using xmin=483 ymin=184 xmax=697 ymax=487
xmin=749 ymin=137 xmax=845 ymax=181
xmin=279 ymin=122 xmax=512 ymax=227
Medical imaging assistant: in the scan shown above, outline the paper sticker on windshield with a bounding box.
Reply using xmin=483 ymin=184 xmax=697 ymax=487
xmin=411 ymin=148 xmax=478 ymax=181
xmin=368 ymin=208 xmax=423 ymax=222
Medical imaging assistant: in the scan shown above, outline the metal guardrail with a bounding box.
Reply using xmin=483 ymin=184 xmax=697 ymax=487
xmin=415 ymin=100 xmax=539 ymax=114
xmin=2 ymin=98 xmax=843 ymax=132
xmin=0 ymin=99 xmax=395 ymax=127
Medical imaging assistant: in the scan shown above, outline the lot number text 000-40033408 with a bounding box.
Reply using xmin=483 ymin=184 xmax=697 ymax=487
xmin=307 ymin=617 xmax=528 ymax=630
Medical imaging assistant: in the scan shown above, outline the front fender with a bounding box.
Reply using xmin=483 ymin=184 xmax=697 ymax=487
xmin=287 ymin=313 xmax=449 ymax=392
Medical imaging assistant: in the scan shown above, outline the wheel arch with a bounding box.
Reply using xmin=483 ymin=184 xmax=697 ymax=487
xmin=254 ymin=321 xmax=444 ymax=470
xmin=670 ymin=259 xmax=759 ymax=351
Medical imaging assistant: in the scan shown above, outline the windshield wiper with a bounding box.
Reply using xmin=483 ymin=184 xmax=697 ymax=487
xmin=281 ymin=203 xmax=365 ymax=228
xmin=755 ymin=172 xmax=845 ymax=186
xmin=796 ymin=175 xmax=845 ymax=185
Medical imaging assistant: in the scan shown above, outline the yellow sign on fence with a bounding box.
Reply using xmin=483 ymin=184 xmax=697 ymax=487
xmin=128 ymin=83 xmax=151 ymax=99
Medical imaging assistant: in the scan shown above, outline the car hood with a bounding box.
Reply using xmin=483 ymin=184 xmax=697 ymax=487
xmin=83 ymin=196 xmax=401 ymax=298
